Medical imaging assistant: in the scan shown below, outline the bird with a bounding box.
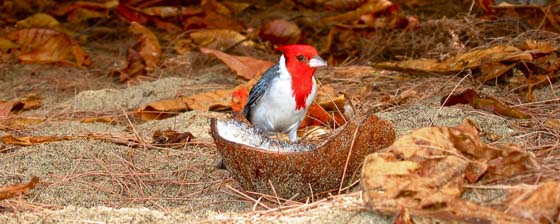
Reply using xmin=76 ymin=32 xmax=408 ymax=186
xmin=242 ymin=44 xmax=327 ymax=143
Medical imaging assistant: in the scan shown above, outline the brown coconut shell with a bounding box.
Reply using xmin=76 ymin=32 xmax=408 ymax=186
xmin=210 ymin=113 xmax=395 ymax=199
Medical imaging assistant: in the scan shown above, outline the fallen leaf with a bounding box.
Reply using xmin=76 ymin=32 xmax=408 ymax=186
xmin=116 ymin=22 xmax=161 ymax=83
xmin=321 ymin=0 xmax=394 ymax=24
xmin=506 ymin=182 xmax=560 ymax=223
xmin=182 ymin=89 xmax=232 ymax=111
xmin=192 ymin=29 xmax=252 ymax=50
xmin=477 ymin=62 xmax=516 ymax=82
xmin=15 ymin=13 xmax=60 ymax=28
xmin=201 ymin=47 xmax=274 ymax=80
xmin=521 ymin=39 xmax=557 ymax=54
xmin=51 ymin=1 xmax=115 ymax=24
xmin=181 ymin=0 xmax=244 ymax=31
xmin=299 ymin=103 xmax=346 ymax=128
xmin=222 ymin=1 xmax=250 ymax=14
xmin=544 ymin=119 xmax=560 ymax=130
xmin=361 ymin=119 xmax=539 ymax=210
xmin=259 ymin=19 xmax=301 ymax=46
xmin=0 ymin=177 xmax=39 ymax=201
xmin=134 ymin=98 xmax=187 ymax=120
xmin=372 ymin=45 xmax=532 ymax=75
xmin=80 ymin=116 xmax=119 ymax=124
xmin=0 ymin=117 xmax=44 ymax=130
xmin=0 ymin=135 xmax=74 ymax=146
xmin=152 ymin=129 xmax=194 ymax=144
xmin=4 ymin=28 xmax=91 ymax=67
xmin=129 ymin=22 xmax=160 ymax=72
xmin=231 ymin=85 xmax=250 ymax=113
xmin=442 ymin=88 xmax=530 ymax=119
xmin=0 ymin=94 xmax=42 ymax=118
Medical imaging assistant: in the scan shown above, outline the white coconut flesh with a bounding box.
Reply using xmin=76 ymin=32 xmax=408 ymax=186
xmin=216 ymin=120 xmax=316 ymax=152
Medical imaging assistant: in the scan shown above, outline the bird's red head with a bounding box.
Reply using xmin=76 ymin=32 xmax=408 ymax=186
xmin=276 ymin=44 xmax=327 ymax=110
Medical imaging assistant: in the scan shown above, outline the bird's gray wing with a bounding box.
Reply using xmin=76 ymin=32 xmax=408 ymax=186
xmin=242 ymin=64 xmax=279 ymax=119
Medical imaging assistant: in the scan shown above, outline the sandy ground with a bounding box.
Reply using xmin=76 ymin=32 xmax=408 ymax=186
xmin=0 ymin=59 xmax=557 ymax=223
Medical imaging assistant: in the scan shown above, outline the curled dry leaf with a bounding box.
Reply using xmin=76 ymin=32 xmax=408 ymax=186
xmin=211 ymin=112 xmax=395 ymax=198
xmin=372 ymin=45 xmax=532 ymax=75
xmin=259 ymin=19 xmax=301 ymax=46
xmin=200 ymin=47 xmax=274 ymax=80
xmin=130 ymin=22 xmax=160 ymax=72
xmin=442 ymin=88 xmax=530 ymax=119
xmin=4 ymin=28 xmax=91 ymax=67
xmin=116 ymin=22 xmax=161 ymax=83
xmin=0 ymin=135 xmax=74 ymax=146
xmin=506 ymin=182 xmax=560 ymax=223
xmin=0 ymin=177 xmax=39 ymax=201
xmin=0 ymin=94 xmax=42 ymax=118
xmin=361 ymin=119 xmax=539 ymax=211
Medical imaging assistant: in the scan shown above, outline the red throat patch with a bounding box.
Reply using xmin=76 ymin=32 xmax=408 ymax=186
xmin=289 ymin=66 xmax=315 ymax=110
xmin=276 ymin=45 xmax=321 ymax=110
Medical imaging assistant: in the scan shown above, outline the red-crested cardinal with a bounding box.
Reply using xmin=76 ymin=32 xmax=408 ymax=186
xmin=243 ymin=44 xmax=327 ymax=142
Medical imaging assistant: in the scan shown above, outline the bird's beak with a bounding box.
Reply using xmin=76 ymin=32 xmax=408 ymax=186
xmin=308 ymin=55 xmax=327 ymax=68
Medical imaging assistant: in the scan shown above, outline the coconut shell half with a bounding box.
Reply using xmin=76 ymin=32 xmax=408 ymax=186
xmin=210 ymin=113 xmax=395 ymax=199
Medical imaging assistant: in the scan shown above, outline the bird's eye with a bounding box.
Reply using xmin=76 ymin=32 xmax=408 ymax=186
xmin=296 ymin=55 xmax=305 ymax=62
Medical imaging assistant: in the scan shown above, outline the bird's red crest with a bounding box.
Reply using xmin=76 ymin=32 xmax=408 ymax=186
xmin=276 ymin=45 xmax=320 ymax=110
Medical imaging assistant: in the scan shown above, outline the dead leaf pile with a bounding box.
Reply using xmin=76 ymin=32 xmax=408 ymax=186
xmin=373 ymin=41 xmax=560 ymax=101
xmin=360 ymin=119 xmax=550 ymax=223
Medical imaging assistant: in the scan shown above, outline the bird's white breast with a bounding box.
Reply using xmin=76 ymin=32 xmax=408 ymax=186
xmin=250 ymin=55 xmax=317 ymax=134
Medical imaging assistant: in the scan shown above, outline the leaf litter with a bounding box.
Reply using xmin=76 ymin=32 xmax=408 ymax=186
xmin=0 ymin=0 xmax=559 ymax=223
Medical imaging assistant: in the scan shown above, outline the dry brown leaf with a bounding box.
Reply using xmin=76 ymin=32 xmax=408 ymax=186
xmin=506 ymin=182 xmax=560 ymax=223
xmin=189 ymin=29 xmax=254 ymax=51
xmin=544 ymin=119 xmax=560 ymax=130
xmin=0 ymin=117 xmax=44 ymax=130
xmin=116 ymin=22 xmax=161 ymax=83
xmin=80 ymin=116 xmax=119 ymax=124
xmin=51 ymin=1 xmax=117 ymax=23
xmin=0 ymin=135 xmax=74 ymax=146
xmin=152 ymin=129 xmax=194 ymax=145
xmin=372 ymin=45 xmax=532 ymax=75
xmin=136 ymin=83 xmax=249 ymax=121
xmin=130 ymin=22 xmax=160 ymax=72
xmin=521 ymin=39 xmax=557 ymax=54
xmin=259 ymin=19 xmax=301 ymax=46
xmin=15 ymin=13 xmax=60 ymax=28
xmin=361 ymin=119 xmax=539 ymax=211
xmin=4 ymin=28 xmax=91 ymax=67
xmin=134 ymin=99 xmax=187 ymax=121
xmin=321 ymin=0 xmax=393 ymax=24
xmin=0 ymin=177 xmax=39 ymax=201
xmin=477 ymin=62 xmax=516 ymax=82
xmin=200 ymin=47 xmax=274 ymax=80
xmin=182 ymin=89 xmax=232 ymax=111
xmin=0 ymin=94 xmax=42 ymax=118
xmin=442 ymin=88 xmax=530 ymax=119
